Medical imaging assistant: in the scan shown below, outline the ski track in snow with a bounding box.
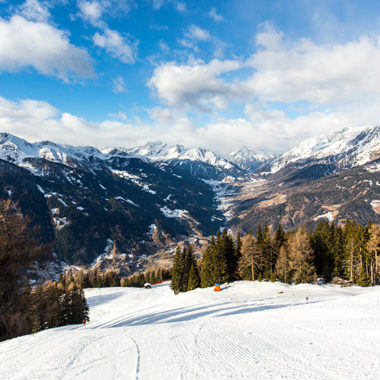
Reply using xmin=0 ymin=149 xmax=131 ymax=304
xmin=1 ymin=282 xmax=380 ymax=380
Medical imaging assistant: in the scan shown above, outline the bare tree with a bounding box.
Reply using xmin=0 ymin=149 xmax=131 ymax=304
xmin=238 ymin=234 xmax=262 ymax=281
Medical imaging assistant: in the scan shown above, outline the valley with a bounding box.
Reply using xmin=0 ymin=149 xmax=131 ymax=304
xmin=0 ymin=125 xmax=379 ymax=276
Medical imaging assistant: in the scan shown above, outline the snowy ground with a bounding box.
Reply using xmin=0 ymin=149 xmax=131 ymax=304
xmin=1 ymin=281 xmax=380 ymax=380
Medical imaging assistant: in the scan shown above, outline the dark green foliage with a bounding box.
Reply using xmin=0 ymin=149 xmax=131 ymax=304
xmin=171 ymin=247 xmax=184 ymax=294
xmin=60 ymin=286 xmax=89 ymax=325
xmin=187 ymin=262 xmax=200 ymax=291
xmin=200 ymin=244 xmax=215 ymax=288
xmin=171 ymin=246 xmax=198 ymax=294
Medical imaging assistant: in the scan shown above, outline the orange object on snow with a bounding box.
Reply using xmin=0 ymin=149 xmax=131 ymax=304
xmin=214 ymin=284 xmax=221 ymax=292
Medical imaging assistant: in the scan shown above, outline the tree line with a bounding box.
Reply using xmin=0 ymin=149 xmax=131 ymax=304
xmin=60 ymin=267 xmax=171 ymax=289
xmin=171 ymin=221 xmax=380 ymax=294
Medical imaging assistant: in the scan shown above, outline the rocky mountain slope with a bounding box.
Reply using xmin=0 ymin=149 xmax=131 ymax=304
xmin=0 ymin=133 xmax=224 ymax=273
xmin=226 ymin=125 xmax=380 ymax=233
xmin=109 ymin=141 xmax=243 ymax=179
xmin=264 ymin=125 xmax=380 ymax=174
xmin=1 ymin=125 xmax=379 ymax=275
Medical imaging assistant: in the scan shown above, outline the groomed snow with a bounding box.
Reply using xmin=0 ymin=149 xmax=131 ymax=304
xmin=1 ymin=282 xmax=380 ymax=379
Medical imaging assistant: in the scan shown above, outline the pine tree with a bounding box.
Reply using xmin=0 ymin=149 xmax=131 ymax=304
xmin=212 ymin=234 xmax=229 ymax=285
xmin=187 ymin=261 xmax=200 ymax=291
xmin=201 ymin=244 xmax=214 ymax=288
xmin=171 ymin=247 xmax=182 ymax=294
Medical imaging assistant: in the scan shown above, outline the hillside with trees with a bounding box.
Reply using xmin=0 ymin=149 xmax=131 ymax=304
xmin=171 ymin=222 xmax=380 ymax=294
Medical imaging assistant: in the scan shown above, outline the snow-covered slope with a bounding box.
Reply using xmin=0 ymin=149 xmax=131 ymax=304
xmin=268 ymin=125 xmax=380 ymax=173
xmin=228 ymin=146 xmax=276 ymax=171
xmin=0 ymin=132 xmax=102 ymax=169
xmin=1 ymin=281 xmax=379 ymax=379
xmin=106 ymin=141 xmax=235 ymax=170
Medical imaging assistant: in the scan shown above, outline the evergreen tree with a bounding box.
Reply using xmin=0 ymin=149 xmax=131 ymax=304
xmin=171 ymin=247 xmax=182 ymax=294
xmin=218 ymin=229 xmax=237 ymax=281
xmin=212 ymin=234 xmax=229 ymax=285
xmin=200 ymin=244 xmax=215 ymax=288
xmin=187 ymin=261 xmax=200 ymax=291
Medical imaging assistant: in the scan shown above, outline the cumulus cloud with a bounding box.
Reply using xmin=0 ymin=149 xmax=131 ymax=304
xmin=149 ymin=107 xmax=175 ymax=123
xmin=77 ymin=0 xmax=103 ymax=26
xmin=0 ymin=95 xmax=378 ymax=155
xmin=179 ymin=24 xmax=213 ymax=49
xmin=18 ymin=0 xmax=50 ymax=22
xmin=77 ymin=0 xmax=134 ymax=25
xmin=93 ymin=28 xmax=136 ymax=63
xmin=0 ymin=15 xmax=95 ymax=80
xmin=147 ymin=23 xmax=380 ymax=151
xmin=112 ymin=76 xmax=126 ymax=93
xmin=249 ymin=29 xmax=380 ymax=105
xmin=187 ymin=25 xmax=211 ymax=41
xmin=209 ymin=7 xmax=224 ymax=22
xmin=148 ymin=59 xmax=245 ymax=111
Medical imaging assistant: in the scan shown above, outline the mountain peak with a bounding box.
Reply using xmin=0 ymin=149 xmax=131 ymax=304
xmin=228 ymin=146 xmax=276 ymax=172
xmin=268 ymin=125 xmax=380 ymax=173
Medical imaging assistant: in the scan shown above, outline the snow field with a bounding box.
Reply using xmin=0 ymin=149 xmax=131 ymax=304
xmin=1 ymin=281 xmax=380 ymax=379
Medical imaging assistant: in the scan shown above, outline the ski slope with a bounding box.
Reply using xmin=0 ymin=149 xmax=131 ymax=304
xmin=1 ymin=281 xmax=380 ymax=379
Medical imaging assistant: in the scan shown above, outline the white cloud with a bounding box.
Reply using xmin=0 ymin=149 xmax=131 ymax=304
xmin=209 ymin=7 xmax=224 ymax=22
xmin=78 ymin=1 xmax=103 ymax=26
xmin=0 ymin=95 xmax=379 ymax=155
xmin=152 ymin=0 xmax=164 ymax=9
xmin=187 ymin=25 xmax=211 ymax=41
xmin=158 ymin=40 xmax=169 ymax=52
xmin=18 ymin=0 xmax=50 ymax=22
xmin=149 ymin=107 xmax=175 ymax=123
xmin=112 ymin=76 xmax=126 ymax=93
xmin=148 ymin=25 xmax=380 ymax=146
xmin=93 ymin=28 xmax=136 ymax=63
xmin=151 ymin=0 xmax=186 ymax=12
xmin=0 ymin=15 xmax=95 ymax=80
xmin=175 ymin=2 xmax=186 ymax=12
xmin=148 ymin=59 xmax=246 ymax=111
xmin=178 ymin=24 xmax=227 ymax=57
xmin=248 ymin=31 xmax=380 ymax=106
xmin=77 ymin=0 xmax=134 ymax=25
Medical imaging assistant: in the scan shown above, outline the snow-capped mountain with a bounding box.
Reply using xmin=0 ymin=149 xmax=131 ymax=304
xmin=1 ymin=126 xmax=380 ymax=273
xmin=228 ymin=147 xmax=276 ymax=172
xmin=0 ymin=133 xmax=224 ymax=271
xmin=104 ymin=141 xmax=242 ymax=179
xmin=0 ymin=132 xmax=102 ymax=169
xmin=267 ymin=125 xmax=380 ymax=173
xmin=106 ymin=141 xmax=234 ymax=169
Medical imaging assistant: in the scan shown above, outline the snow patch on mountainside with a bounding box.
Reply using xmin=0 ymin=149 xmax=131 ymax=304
xmin=160 ymin=206 xmax=189 ymax=219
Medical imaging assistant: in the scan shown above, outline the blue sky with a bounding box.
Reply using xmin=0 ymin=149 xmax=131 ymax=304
xmin=1 ymin=0 xmax=380 ymax=154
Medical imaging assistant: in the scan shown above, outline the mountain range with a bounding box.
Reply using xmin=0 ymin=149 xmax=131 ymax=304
xmin=0 ymin=125 xmax=379 ymax=275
